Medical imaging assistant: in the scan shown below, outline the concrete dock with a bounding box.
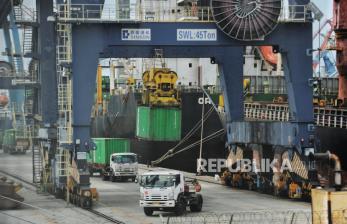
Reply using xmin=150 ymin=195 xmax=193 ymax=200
xmin=0 ymin=151 xmax=311 ymax=224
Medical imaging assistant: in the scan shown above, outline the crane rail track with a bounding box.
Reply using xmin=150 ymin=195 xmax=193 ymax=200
xmin=86 ymin=208 xmax=125 ymax=224
xmin=0 ymin=169 xmax=125 ymax=224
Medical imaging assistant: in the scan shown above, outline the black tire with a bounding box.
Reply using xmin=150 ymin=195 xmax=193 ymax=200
xmin=175 ymin=197 xmax=186 ymax=216
xmin=102 ymin=175 xmax=109 ymax=181
xmin=54 ymin=188 xmax=64 ymax=199
xmin=190 ymin=194 xmax=203 ymax=212
xmin=144 ymin=207 xmax=153 ymax=216
xmin=80 ymin=197 xmax=92 ymax=208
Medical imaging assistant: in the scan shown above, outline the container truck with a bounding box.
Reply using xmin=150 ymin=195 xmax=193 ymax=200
xmin=88 ymin=138 xmax=137 ymax=181
xmin=105 ymin=152 xmax=138 ymax=182
xmin=2 ymin=129 xmax=30 ymax=154
xmin=139 ymin=170 xmax=203 ymax=216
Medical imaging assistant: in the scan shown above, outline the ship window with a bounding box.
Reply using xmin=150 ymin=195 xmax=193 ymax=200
xmin=189 ymin=63 xmax=192 ymax=68
xmin=161 ymin=83 xmax=171 ymax=91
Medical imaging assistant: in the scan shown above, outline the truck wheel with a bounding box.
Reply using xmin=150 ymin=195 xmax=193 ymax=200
xmin=143 ymin=207 xmax=153 ymax=216
xmin=190 ymin=194 xmax=203 ymax=212
xmin=102 ymin=175 xmax=109 ymax=181
xmin=175 ymin=197 xmax=186 ymax=216
xmin=80 ymin=196 xmax=92 ymax=208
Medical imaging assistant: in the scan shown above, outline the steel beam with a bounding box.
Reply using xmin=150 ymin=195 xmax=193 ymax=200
xmin=37 ymin=0 xmax=58 ymax=125
xmin=71 ymin=22 xmax=313 ymax=154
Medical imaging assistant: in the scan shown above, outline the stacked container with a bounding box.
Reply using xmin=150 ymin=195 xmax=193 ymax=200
xmin=136 ymin=106 xmax=181 ymax=141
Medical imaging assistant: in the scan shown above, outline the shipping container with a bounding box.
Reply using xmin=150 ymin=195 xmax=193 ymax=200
xmin=90 ymin=138 xmax=130 ymax=165
xmin=136 ymin=106 xmax=181 ymax=141
xmin=2 ymin=129 xmax=16 ymax=153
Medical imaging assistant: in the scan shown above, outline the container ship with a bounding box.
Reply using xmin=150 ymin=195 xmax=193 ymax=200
xmin=91 ymin=58 xmax=227 ymax=173
xmin=90 ymin=46 xmax=347 ymax=174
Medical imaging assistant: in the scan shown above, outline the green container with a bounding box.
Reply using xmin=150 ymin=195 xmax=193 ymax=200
xmin=0 ymin=130 xmax=4 ymax=146
xmin=2 ymin=129 xmax=16 ymax=147
xmin=90 ymin=138 xmax=130 ymax=165
xmin=136 ymin=106 xmax=181 ymax=141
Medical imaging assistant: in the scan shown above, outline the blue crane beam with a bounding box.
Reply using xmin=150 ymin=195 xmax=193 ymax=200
xmin=71 ymin=22 xmax=313 ymax=155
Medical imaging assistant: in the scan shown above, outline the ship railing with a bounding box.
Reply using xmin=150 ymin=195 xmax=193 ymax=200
xmin=244 ymin=103 xmax=290 ymax=122
xmin=56 ymin=4 xmax=311 ymax=23
xmin=244 ymin=75 xmax=339 ymax=96
xmin=177 ymin=85 xmax=222 ymax=94
xmin=244 ymin=103 xmax=347 ymax=129
xmin=315 ymin=107 xmax=347 ymax=129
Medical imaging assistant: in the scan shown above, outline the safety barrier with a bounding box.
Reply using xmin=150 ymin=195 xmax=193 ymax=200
xmin=56 ymin=4 xmax=311 ymax=23
xmin=314 ymin=107 xmax=347 ymax=129
xmin=244 ymin=103 xmax=347 ymax=129
xmin=164 ymin=210 xmax=314 ymax=224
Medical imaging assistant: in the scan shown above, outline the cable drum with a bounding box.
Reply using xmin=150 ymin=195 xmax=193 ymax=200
xmin=211 ymin=0 xmax=282 ymax=41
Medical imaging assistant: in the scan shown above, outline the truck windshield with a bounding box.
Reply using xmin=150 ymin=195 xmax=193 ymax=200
xmin=141 ymin=175 xmax=176 ymax=188
xmin=112 ymin=155 xmax=137 ymax=164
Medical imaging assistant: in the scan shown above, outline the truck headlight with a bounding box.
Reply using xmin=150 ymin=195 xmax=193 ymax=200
xmin=83 ymin=191 xmax=91 ymax=197
xmin=115 ymin=167 xmax=122 ymax=172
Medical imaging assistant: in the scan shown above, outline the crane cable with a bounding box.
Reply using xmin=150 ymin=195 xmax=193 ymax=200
xmin=151 ymin=106 xmax=215 ymax=165
xmin=152 ymin=128 xmax=225 ymax=165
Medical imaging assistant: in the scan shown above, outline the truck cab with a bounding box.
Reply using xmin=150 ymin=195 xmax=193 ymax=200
xmin=139 ymin=170 xmax=203 ymax=216
xmin=106 ymin=152 xmax=138 ymax=182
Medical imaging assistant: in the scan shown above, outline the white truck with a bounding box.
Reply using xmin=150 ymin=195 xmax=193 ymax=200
xmin=139 ymin=170 xmax=203 ymax=216
xmin=103 ymin=153 xmax=138 ymax=182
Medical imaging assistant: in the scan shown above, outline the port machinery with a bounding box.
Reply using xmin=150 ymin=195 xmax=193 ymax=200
xmin=54 ymin=0 xmax=321 ymax=204
xmin=4 ymin=0 xmax=325 ymax=207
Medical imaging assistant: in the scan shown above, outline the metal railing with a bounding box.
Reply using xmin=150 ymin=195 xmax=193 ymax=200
xmin=57 ymin=126 xmax=73 ymax=145
xmin=244 ymin=103 xmax=347 ymax=129
xmin=279 ymin=5 xmax=312 ymax=23
xmin=315 ymin=107 xmax=347 ymax=129
xmin=56 ymin=20 xmax=73 ymax=145
xmin=244 ymin=76 xmax=338 ymax=96
xmin=245 ymin=103 xmax=291 ymax=122
xmin=164 ymin=210 xmax=313 ymax=224
xmin=56 ymin=4 xmax=311 ymax=23
xmin=13 ymin=5 xmax=37 ymax=23
xmin=0 ymin=70 xmax=39 ymax=86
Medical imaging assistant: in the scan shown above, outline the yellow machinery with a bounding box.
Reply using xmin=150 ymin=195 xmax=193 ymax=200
xmin=311 ymin=151 xmax=347 ymax=224
xmin=142 ymin=67 xmax=180 ymax=106
xmin=96 ymin=65 xmax=103 ymax=105
xmin=127 ymin=77 xmax=135 ymax=86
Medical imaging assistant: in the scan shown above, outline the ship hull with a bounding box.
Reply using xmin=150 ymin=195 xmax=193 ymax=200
xmin=91 ymin=90 xmax=227 ymax=173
